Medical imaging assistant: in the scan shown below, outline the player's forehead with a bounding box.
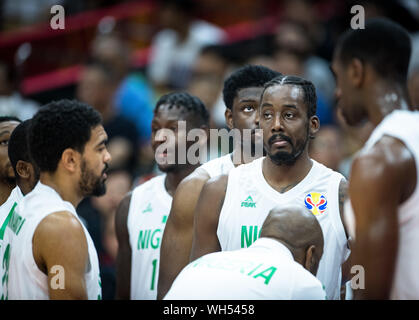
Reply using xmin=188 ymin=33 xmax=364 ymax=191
xmin=262 ymin=84 xmax=305 ymax=107
xmin=154 ymin=103 xmax=190 ymax=123
xmin=87 ymin=125 xmax=107 ymax=145
xmin=0 ymin=121 xmax=19 ymax=134
xmin=234 ymin=87 xmax=264 ymax=104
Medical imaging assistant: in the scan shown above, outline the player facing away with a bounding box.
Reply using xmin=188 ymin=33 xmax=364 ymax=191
xmin=165 ymin=205 xmax=326 ymax=300
xmin=331 ymin=18 xmax=419 ymax=299
xmin=190 ymin=75 xmax=351 ymax=300
xmin=115 ymin=92 xmax=209 ymax=299
xmin=7 ymin=100 xmax=111 ymax=299
xmin=158 ymin=65 xmax=281 ymax=299
xmin=0 ymin=119 xmax=39 ymax=299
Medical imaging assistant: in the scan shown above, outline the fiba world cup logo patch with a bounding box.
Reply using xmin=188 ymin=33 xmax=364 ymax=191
xmin=304 ymin=192 xmax=327 ymax=216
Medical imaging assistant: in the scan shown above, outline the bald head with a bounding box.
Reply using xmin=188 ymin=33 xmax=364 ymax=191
xmin=261 ymin=205 xmax=324 ymax=274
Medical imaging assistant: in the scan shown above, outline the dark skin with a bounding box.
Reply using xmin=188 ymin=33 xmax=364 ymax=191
xmin=157 ymin=86 xmax=264 ymax=299
xmin=331 ymin=52 xmax=415 ymax=299
xmin=114 ymin=105 xmax=206 ymax=299
xmin=0 ymin=121 xmax=19 ymax=205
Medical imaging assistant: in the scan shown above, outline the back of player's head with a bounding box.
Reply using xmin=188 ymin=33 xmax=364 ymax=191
xmin=223 ymin=65 xmax=281 ymax=110
xmin=155 ymin=92 xmax=209 ymax=127
xmin=29 ymin=99 xmax=102 ymax=173
xmin=262 ymin=75 xmax=317 ymax=119
xmin=0 ymin=116 xmax=21 ymax=125
xmin=8 ymin=119 xmax=33 ymax=176
xmin=336 ymin=17 xmax=411 ymax=83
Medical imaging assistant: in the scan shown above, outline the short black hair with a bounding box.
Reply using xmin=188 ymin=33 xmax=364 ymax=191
xmin=8 ymin=119 xmax=32 ymax=176
xmin=0 ymin=116 xmax=21 ymax=124
xmin=336 ymin=18 xmax=411 ymax=83
xmin=30 ymin=99 xmax=102 ymax=173
xmin=223 ymin=65 xmax=281 ymax=110
xmin=155 ymin=92 xmax=209 ymax=127
xmin=262 ymin=75 xmax=317 ymax=118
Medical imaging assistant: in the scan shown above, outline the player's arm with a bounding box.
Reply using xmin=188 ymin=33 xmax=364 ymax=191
xmin=32 ymin=211 xmax=90 ymax=300
xmin=157 ymin=173 xmax=209 ymax=299
xmin=189 ymin=174 xmax=228 ymax=261
xmin=114 ymin=192 xmax=132 ymax=300
xmin=350 ymin=137 xmax=415 ymax=299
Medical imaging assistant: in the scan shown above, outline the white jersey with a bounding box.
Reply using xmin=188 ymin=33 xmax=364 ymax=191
xmin=164 ymin=238 xmax=326 ymax=300
xmin=195 ymin=153 xmax=235 ymax=178
xmin=217 ymin=157 xmax=349 ymax=300
xmin=356 ymin=110 xmax=419 ymax=299
xmin=7 ymin=182 xmax=102 ymax=300
xmin=0 ymin=187 xmax=23 ymax=300
xmin=128 ymin=174 xmax=172 ymax=299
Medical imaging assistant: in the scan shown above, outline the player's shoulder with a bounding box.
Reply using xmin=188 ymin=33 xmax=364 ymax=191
xmin=132 ymin=174 xmax=166 ymax=196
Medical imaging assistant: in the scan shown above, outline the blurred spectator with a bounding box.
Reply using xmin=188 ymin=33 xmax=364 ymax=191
xmin=188 ymin=45 xmax=229 ymax=129
xmin=408 ymin=67 xmax=419 ymax=107
xmin=78 ymin=169 xmax=132 ymax=300
xmin=77 ymin=60 xmax=140 ymax=176
xmin=0 ymin=61 xmax=39 ymax=119
xmin=309 ymin=125 xmax=344 ymax=173
xmin=147 ymin=0 xmax=226 ymax=90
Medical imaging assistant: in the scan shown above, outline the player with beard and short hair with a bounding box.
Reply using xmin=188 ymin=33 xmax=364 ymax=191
xmin=190 ymin=75 xmax=351 ymax=300
xmin=115 ymin=92 xmax=209 ymax=299
xmin=7 ymin=100 xmax=111 ymax=299
xmin=0 ymin=116 xmax=21 ymax=206
xmin=157 ymin=65 xmax=280 ymax=299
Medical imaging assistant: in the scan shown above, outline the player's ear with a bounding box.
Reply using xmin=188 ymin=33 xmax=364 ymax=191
xmin=309 ymin=115 xmax=320 ymax=139
xmin=225 ymin=108 xmax=234 ymax=130
xmin=61 ymin=148 xmax=81 ymax=173
xmin=348 ymin=58 xmax=364 ymax=88
xmin=304 ymin=245 xmax=318 ymax=275
xmin=16 ymin=160 xmax=30 ymax=179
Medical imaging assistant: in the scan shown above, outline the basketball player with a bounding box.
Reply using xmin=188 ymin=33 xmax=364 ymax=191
xmin=0 ymin=119 xmax=40 ymax=299
xmin=115 ymin=92 xmax=209 ymax=299
xmin=7 ymin=100 xmax=111 ymax=299
xmin=165 ymin=205 xmax=326 ymax=300
xmin=158 ymin=65 xmax=281 ymax=298
xmin=331 ymin=18 xmax=419 ymax=299
xmin=190 ymin=75 xmax=350 ymax=300
xmin=0 ymin=117 xmax=21 ymax=206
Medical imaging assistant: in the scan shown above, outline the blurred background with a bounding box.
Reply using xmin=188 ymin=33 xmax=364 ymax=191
xmin=0 ymin=0 xmax=418 ymax=299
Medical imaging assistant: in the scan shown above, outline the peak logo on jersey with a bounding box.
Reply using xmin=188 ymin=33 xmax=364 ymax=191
xmin=304 ymin=192 xmax=327 ymax=216
xmin=142 ymin=203 xmax=152 ymax=214
xmin=241 ymin=196 xmax=256 ymax=208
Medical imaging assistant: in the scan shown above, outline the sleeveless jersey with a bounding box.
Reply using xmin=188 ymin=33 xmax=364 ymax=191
xmin=355 ymin=110 xmax=419 ymax=299
xmin=127 ymin=174 xmax=172 ymax=299
xmin=164 ymin=238 xmax=326 ymax=300
xmin=0 ymin=187 xmax=23 ymax=300
xmin=195 ymin=153 xmax=234 ymax=178
xmin=7 ymin=182 xmax=102 ymax=300
xmin=217 ymin=157 xmax=349 ymax=300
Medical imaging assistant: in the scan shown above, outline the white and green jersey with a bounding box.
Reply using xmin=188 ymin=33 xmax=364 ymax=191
xmin=127 ymin=174 xmax=172 ymax=300
xmin=7 ymin=182 xmax=102 ymax=300
xmin=164 ymin=238 xmax=326 ymax=300
xmin=0 ymin=187 xmax=24 ymax=300
xmin=194 ymin=153 xmax=234 ymax=178
xmin=217 ymin=157 xmax=350 ymax=300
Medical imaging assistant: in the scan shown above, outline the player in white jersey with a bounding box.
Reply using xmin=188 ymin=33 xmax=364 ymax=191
xmin=114 ymin=92 xmax=210 ymax=299
xmin=0 ymin=117 xmax=20 ymax=207
xmin=165 ymin=206 xmax=326 ymax=300
xmin=158 ymin=65 xmax=281 ymax=298
xmin=7 ymin=100 xmax=111 ymax=299
xmin=331 ymin=18 xmax=419 ymax=299
xmin=191 ymin=75 xmax=351 ymax=300
xmin=0 ymin=120 xmax=39 ymax=299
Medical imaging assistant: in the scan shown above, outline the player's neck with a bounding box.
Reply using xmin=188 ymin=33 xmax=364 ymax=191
xmin=367 ymin=81 xmax=410 ymax=127
xmin=262 ymin=151 xmax=313 ymax=194
xmin=39 ymin=172 xmax=81 ymax=208
xmin=0 ymin=180 xmax=14 ymax=205
xmin=165 ymin=164 xmax=198 ymax=197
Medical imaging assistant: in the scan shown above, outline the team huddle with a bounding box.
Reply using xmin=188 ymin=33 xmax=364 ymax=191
xmin=0 ymin=18 xmax=418 ymax=300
